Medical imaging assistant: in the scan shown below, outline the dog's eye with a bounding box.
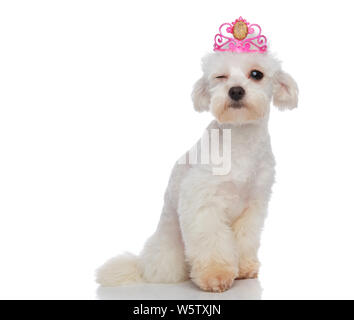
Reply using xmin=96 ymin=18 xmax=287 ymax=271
xmin=215 ymin=75 xmax=227 ymax=79
xmin=250 ymin=70 xmax=264 ymax=81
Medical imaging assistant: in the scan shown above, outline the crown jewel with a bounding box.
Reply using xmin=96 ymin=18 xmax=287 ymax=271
xmin=214 ymin=17 xmax=267 ymax=53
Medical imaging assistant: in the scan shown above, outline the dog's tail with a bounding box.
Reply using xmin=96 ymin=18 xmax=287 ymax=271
xmin=96 ymin=253 xmax=143 ymax=286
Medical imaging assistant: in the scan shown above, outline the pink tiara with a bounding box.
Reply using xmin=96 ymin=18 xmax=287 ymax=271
xmin=214 ymin=17 xmax=267 ymax=53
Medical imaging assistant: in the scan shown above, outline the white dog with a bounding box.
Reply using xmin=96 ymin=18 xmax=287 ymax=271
xmin=97 ymin=36 xmax=298 ymax=292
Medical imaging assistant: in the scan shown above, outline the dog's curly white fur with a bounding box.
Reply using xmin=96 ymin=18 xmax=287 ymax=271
xmin=96 ymin=51 xmax=298 ymax=292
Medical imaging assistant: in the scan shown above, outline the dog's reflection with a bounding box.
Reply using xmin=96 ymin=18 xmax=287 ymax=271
xmin=96 ymin=279 xmax=262 ymax=300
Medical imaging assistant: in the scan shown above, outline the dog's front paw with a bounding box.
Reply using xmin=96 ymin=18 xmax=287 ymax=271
xmin=191 ymin=262 xmax=237 ymax=292
xmin=237 ymin=259 xmax=259 ymax=280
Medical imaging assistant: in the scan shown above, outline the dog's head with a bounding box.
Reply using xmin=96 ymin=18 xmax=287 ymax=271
xmin=192 ymin=52 xmax=298 ymax=125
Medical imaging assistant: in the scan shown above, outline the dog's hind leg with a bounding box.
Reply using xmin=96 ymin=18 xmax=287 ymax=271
xmin=139 ymin=201 xmax=189 ymax=283
xmin=96 ymin=200 xmax=188 ymax=286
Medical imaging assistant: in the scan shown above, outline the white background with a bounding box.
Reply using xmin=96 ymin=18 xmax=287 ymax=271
xmin=1 ymin=0 xmax=354 ymax=300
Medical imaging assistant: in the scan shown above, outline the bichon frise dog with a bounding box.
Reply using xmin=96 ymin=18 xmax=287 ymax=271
xmin=97 ymin=17 xmax=298 ymax=292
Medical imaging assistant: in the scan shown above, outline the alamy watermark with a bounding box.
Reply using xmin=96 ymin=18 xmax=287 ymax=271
xmin=178 ymin=129 xmax=231 ymax=176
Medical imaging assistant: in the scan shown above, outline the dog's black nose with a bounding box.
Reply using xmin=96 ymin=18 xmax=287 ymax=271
xmin=228 ymin=86 xmax=245 ymax=101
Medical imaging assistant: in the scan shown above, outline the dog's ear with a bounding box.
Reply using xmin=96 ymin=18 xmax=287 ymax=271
xmin=272 ymin=70 xmax=298 ymax=110
xmin=191 ymin=76 xmax=210 ymax=112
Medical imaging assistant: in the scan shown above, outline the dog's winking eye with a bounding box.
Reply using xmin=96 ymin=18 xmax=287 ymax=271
xmin=215 ymin=75 xmax=228 ymax=79
xmin=250 ymin=70 xmax=264 ymax=81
